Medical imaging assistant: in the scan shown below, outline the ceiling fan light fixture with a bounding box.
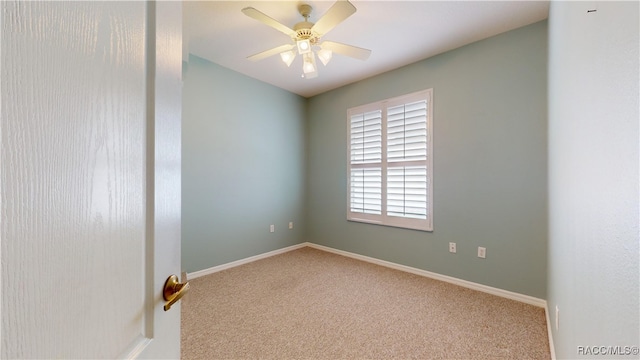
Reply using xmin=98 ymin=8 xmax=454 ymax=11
xmin=302 ymin=52 xmax=318 ymax=79
xmin=280 ymin=50 xmax=296 ymax=67
xmin=317 ymin=48 xmax=332 ymax=66
xmin=296 ymin=39 xmax=311 ymax=54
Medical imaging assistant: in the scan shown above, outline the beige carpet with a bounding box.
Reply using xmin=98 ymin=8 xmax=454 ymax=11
xmin=181 ymin=247 xmax=550 ymax=359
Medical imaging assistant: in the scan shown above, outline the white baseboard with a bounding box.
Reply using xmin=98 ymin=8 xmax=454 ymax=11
xmin=305 ymin=242 xmax=547 ymax=308
xmin=187 ymin=241 xmax=546 ymax=308
xmin=545 ymin=303 xmax=557 ymax=360
xmin=186 ymin=243 xmax=308 ymax=280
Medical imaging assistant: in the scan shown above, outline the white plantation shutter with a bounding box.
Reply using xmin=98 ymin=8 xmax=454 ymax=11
xmin=349 ymin=110 xmax=382 ymax=215
xmin=387 ymin=166 xmax=428 ymax=219
xmin=350 ymin=110 xmax=382 ymax=164
xmin=387 ymin=100 xmax=429 ymax=220
xmin=387 ymin=101 xmax=427 ymax=163
xmin=348 ymin=89 xmax=433 ymax=231
xmin=350 ymin=168 xmax=381 ymax=214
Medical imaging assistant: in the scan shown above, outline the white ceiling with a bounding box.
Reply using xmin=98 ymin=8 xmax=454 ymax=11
xmin=184 ymin=1 xmax=549 ymax=98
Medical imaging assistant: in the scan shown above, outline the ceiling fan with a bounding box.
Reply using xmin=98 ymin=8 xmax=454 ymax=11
xmin=242 ymin=0 xmax=371 ymax=79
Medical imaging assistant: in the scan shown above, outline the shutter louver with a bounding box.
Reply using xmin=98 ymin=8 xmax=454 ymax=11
xmin=350 ymin=168 xmax=382 ymax=214
xmin=387 ymin=166 xmax=428 ymax=219
xmin=350 ymin=110 xmax=382 ymax=164
xmin=349 ymin=110 xmax=382 ymax=216
xmin=387 ymin=101 xmax=427 ymax=163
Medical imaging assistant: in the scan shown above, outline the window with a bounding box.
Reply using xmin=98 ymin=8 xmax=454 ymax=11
xmin=347 ymin=89 xmax=433 ymax=231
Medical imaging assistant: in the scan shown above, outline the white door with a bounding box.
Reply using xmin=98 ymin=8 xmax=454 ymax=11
xmin=1 ymin=1 xmax=183 ymax=358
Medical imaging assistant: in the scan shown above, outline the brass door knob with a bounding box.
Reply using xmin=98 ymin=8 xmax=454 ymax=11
xmin=163 ymin=274 xmax=190 ymax=311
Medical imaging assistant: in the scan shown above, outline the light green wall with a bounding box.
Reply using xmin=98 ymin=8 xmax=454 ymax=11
xmin=547 ymin=2 xmax=639 ymax=358
xmin=306 ymin=21 xmax=548 ymax=298
xmin=182 ymin=55 xmax=307 ymax=273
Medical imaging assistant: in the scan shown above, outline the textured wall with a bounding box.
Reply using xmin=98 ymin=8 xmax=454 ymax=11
xmin=547 ymin=2 xmax=639 ymax=358
xmin=306 ymin=21 xmax=548 ymax=298
xmin=182 ymin=55 xmax=307 ymax=273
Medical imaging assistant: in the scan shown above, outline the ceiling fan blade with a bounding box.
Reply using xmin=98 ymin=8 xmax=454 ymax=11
xmin=321 ymin=41 xmax=371 ymax=61
xmin=247 ymin=44 xmax=295 ymax=62
xmin=242 ymin=7 xmax=296 ymax=37
xmin=311 ymin=0 xmax=357 ymax=36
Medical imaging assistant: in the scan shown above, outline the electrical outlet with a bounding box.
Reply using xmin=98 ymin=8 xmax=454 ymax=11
xmin=270 ymin=225 xmax=275 ymax=233
xmin=289 ymin=222 xmax=294 ymax=229
xmin=449 ymin=242 xmax=456 ymax=253
xmin=555 ymin=306 xmax=559 ymax=330
xmin=477 ymin=247 xmax=486 ymax=258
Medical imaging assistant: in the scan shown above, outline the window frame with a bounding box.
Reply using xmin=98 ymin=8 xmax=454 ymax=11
xmin=347 ymin=89 xmax=433 ymax=232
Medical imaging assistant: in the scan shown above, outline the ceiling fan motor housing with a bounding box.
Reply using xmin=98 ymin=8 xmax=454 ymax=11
xmin=293 ymin=26 xmax=319 ymax=45
xmin=294 ymin=4 xmax=319 ymax=45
